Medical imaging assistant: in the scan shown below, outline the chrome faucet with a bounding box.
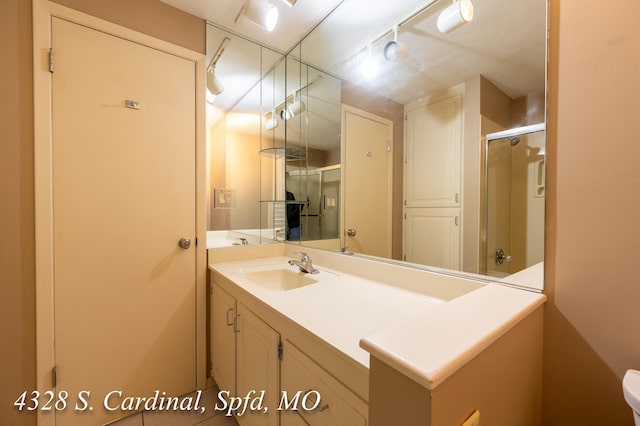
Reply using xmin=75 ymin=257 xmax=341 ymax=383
xmin=288 ymin=252 xmax=319 ymax=274
xmin=237 ymin=237 xmax=249 ymax=246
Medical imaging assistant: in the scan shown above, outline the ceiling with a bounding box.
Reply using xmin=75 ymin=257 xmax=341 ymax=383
xmin=160 ymin=0 xmax=546 ymax=103
xmin=160 ymin=0 xmax=546 ymax=149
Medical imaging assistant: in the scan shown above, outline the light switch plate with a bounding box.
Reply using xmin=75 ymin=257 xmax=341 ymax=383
xmin=461 ymin=410 xmax=480 ymax=426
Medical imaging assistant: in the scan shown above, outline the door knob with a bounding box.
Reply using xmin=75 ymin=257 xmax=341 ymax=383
xmin=178 ymin=238 xmax=192 ymax=249
xmin=347 ymin=228 xmax=357 ymax=237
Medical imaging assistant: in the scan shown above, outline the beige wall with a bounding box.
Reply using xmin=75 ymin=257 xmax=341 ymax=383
xmin=543 ymin=0 xmax=640 ymax=424
xmin=50 ymin=0 xmax=205 ymax=54
xmin=0 ymin=1 xmax=36 ymax=425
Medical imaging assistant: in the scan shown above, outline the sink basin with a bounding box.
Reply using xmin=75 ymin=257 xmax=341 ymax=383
xmin=242 ymin=268 xmax=318 ymax=291
xmin=238 ymin=263 xmax=338 ymax=291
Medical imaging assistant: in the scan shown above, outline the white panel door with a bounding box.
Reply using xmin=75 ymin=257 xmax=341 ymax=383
xmin=404 ymin=208 xmax=460 ymax=270
xmin=52 ymin=17 xmax=196 ymax=425
xmin=405 ymin=95 xmax=462 ymax=208
xmin=342 ymin=105 xmax=393 ymax=258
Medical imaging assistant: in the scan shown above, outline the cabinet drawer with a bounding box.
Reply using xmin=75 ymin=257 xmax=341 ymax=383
xmin=281 ymin=341 xmax=367 ymax=426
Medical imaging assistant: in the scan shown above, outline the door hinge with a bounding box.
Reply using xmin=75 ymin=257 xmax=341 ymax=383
xmin=195 ymin=237 xmax=198 ymax=247
xmin=387 ymin=142 xmax=391 ymax=152
xmin=208 ymin=360 xmax=212 ymax=373
xmin=52 ymin=366 xmax=57 ymax=388
xmin=277 ymin=341 xmax=283 ymax=361
xmin=49 ymin=48 xmax=54 ymax=73
xmin=404 ymin=213 xmax=407 ymax=220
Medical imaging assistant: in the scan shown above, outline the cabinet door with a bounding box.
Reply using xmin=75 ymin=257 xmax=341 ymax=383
xmin=405 ymin=95 xmax=462 ymax=208
xmin=236 ymin=303 xmax=280 ymax=426
xmin=211 ymin=284 xmax=237 ymax=395
xmin=404 ymin=208 xmax=460 ymax=270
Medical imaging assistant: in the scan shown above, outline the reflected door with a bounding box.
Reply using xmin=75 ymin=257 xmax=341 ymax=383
xmin=342 ymin=106 xmax=393 ymax=257
xmin=52 ymin=18 xmax=197 ymax=425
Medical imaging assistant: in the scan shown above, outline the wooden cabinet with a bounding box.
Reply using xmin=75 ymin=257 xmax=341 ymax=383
xmin=281 ymin=342 xmax=367 ymax=426
xmin=211 ymin=284 xmax=280 ymax=426
xmin=236 ymin=304 xmax=280 ymax=426
xmin=404 ymin=208 xmax=460 ymax=270
xmin=210 ymin=277 xmax=368 ymax=426
xmin=211 ymin=284 xmax=237 ymax=395
xmin=404 ymin=94 xmax=461 ymax=208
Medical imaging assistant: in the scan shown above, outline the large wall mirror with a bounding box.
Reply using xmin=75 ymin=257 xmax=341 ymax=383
xmin=203 ymin=0 xmax=547 ymax=291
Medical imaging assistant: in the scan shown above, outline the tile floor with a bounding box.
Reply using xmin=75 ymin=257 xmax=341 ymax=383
xmin=110 ymin=386 xmax=238 ymax=426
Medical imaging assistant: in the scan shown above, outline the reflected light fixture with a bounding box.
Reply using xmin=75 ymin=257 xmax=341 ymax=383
xmin=360 ymin=46 xmax=379 ymax=79
xmin=437 ymin=0 xmax=474 ymax=33
xmin=280 ymin=99 xmax=306 ymax=121
xmin=206 ymin=70 xmax=223 ymax=103
xmin=264 ymin=112 xmax=279 ymax=130
xmin=206 ymin=37 xmax=230 ymax=104
xmin=239 ymin=0 xmax=279 ymax=32
xmin=383 ymin=25 xmax=409 ymax=61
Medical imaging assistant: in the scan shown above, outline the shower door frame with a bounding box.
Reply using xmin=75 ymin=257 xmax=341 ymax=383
xmin=481 ymin=122 xmax=546 ymax=277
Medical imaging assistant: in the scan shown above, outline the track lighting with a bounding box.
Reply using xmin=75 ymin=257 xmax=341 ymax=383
xmin=264 ymin=112 xmax=279 ymax=130
xmin=360 ymin=46 xmax=379 ymax=79
xmin=383 ymin=25 xmax=408 ymax=61
xmin=206 ymin=37 xmax=230 ymax=104
xmin=280 ymin=100 xmax=305 ymax=121
xmin=437 ymin=0 xmax=474 ymax=33
xmin=241 ymin=0 xmax=279 ymax=32
xmin=206 ymin=69 xmax=223 ymax=103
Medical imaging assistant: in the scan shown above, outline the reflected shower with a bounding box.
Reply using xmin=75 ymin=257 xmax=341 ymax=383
xmin=508 ymin=136 xmax=520 ymax=146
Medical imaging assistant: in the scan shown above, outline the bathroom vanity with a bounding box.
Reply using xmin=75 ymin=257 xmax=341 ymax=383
xmin=208 ymin=244 xmax=545 ymax=426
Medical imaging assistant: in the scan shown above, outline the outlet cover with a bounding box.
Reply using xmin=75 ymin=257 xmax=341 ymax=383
xmin=461 ymin=410 xmax=480 ymax=426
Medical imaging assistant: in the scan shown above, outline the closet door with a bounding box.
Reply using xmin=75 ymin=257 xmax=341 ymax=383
xmin=52 ymin=17 xmax=197 ymax=425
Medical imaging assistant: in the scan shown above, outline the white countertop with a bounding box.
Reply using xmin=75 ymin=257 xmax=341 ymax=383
xmin=209 ymin=248 xmax=545 ymax=390
xmin=211 ymin=256 xmax=445 ymax=368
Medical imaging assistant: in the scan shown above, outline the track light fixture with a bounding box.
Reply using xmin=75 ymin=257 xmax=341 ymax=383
xmin=383 ymin=25 xmax=409 ymax=61
xmin=360 ymin=45 xmax=379 ymax=79
xmin=280 ymin=99 xmax=306 ymax=121
xmin=206 ymin=70 xmax=223 ymax=103
xmin=264 ymin=112 xmax=279 ymax=130
xmin=206 ymin=37 xmax=230 ymax=104
xmin=437 ymin=0 xmax=475 ymax=33
xmin=238 ymin=0 xmax=279 ymax=32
